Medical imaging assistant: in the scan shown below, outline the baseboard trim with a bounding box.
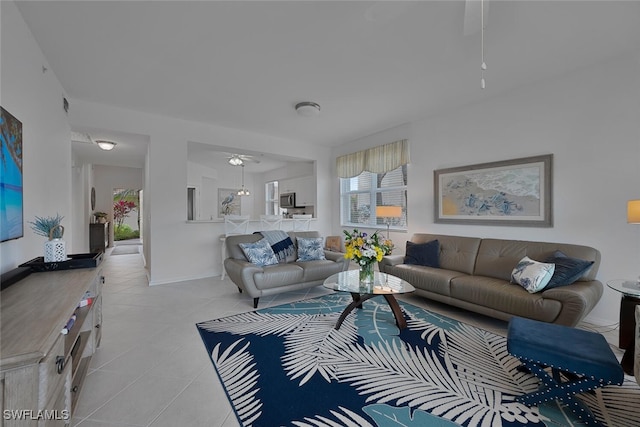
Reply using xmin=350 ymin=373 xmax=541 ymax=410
xmin=148 ymin=271 xmax=217 ymax=286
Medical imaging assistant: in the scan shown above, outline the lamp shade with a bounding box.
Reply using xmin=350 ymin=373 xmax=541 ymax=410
xmin=628 ymin=200 xmax=640 ymax=223
xmin=376 ymin=206 xmax=402 ymax=218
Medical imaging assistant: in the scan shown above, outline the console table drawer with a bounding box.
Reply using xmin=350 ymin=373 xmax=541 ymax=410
xmin=39 ymin=362 xmax=70 ymax=427
xmin=38 ymin=337 xmax=67 ymax=410
xmin=41 ymin=385 xmax=70 ymax=427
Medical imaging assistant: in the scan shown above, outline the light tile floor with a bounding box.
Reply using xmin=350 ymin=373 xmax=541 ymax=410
xmin=71 ymin=249 xmax=624 ymax=427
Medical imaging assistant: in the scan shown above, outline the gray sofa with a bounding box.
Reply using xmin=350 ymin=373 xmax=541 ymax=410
xmin=224 ymin=231 xmax=349 ymax=308
xmin=379 ymin=233 xmax=603 ymax=327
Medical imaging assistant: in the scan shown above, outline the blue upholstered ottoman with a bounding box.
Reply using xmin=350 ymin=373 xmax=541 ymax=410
xmin=507 ymin=316 xmax=624 ymax=427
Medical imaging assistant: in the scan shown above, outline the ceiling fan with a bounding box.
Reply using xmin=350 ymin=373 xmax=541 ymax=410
xmin=463 ymin=0 xmax=490 ymax=89
xmin=225 ymin=153 xmax=261 ymax=166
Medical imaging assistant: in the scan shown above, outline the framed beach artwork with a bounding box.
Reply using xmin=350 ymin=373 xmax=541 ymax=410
xmin=218 ymin=188 xmax=241 ymax=218
xmin=434 ymin=154 xmax=553 ymax=227
xmin=0 ymin=107 xmax=24 ymax=242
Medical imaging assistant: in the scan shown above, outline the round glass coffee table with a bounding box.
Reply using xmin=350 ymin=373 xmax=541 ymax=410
xmin=607 ymin=279 xmax=640 ymax=375
xmin=323 ymin=270 xmax=415 ymax=330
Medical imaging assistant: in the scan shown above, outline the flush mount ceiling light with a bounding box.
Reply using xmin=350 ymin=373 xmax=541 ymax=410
xmin=228 ymin=155 xmax=244 ymax=166
xmin=95 ymin=140 xmax=117 ymax=151
xmin=295 ymin=101 xmax=321 ymax=117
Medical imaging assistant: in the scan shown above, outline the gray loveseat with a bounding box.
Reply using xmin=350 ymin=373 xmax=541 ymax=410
xmin=380 ymin=233 xmax=603 ymax=327
xmin=224 ymin=231 xmax=349 ymax=308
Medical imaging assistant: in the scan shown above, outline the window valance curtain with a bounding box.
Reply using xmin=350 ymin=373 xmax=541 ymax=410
xmin=336 ymin=139 xmax=409 ymax=178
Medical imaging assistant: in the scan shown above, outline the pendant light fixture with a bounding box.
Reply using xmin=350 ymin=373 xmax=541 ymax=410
xmin=237 ymin=164 xmax=250 ymax=196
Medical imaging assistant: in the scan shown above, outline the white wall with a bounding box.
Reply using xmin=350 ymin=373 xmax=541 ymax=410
xmin=71 ymin=160 xmax=91 ymax=255
xmin=187 ymin=160 xmax=254 ymax=220
xmin=91 ymin=165 xmax=144 ymax=249
xmin=0 ymin=1 xmax=325 ymax=283
xmin=333 ymin=52 xmax=640 ymax=325
xmin=6 ymin=0 xmax=637 ymax=326
xmin=262 ymin=162 xmax=315 ymax=183
xmin=187 ymin=161 xmax=218 ymax=220
xmin=67 ymin=100 xmax=333 ymax=285
xmin=0 ymin=1 xmax=73 ymax=273
xmin=187 ymin=160 xmax=316 ymax=221
xmin=256 ymin=161 xmax=315 ymax=217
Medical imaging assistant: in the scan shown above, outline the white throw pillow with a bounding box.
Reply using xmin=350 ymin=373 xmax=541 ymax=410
xmin=511 ymin=256 xmax=555 ymax=293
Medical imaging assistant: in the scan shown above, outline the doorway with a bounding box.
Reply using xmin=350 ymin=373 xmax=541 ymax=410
xmin=113 ymin=188 xmax=142 ymax=243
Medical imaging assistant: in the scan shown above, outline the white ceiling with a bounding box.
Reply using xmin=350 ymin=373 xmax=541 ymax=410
xmin=71 ymin=128 xmax=149 ymax=169
xmin=16 ymin=0 xmax=640 ymax=168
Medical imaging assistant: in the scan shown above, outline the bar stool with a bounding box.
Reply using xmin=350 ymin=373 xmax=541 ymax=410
xmin=220 ymin=215 xmax=250 ymax=280
xmin=259 ymin=214 xmax=283 ymax=231
xmin=292 ymin=214 xmax=312 ymax=231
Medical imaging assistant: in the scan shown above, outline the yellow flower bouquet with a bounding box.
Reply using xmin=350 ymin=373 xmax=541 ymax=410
xmin=343 ymin=229 xmax=394 ymax=284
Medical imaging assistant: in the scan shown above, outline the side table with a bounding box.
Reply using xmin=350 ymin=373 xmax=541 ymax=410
xmin=607 ymin=279 xmax=640 ymax=375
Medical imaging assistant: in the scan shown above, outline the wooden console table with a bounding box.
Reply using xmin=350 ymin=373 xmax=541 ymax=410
xmin=0 ymin=268 xmax=103 ymax=426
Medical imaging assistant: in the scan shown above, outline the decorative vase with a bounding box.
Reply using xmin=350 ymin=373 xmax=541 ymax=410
xmin=44 ymin=225 xmax=66 ymax=262
xmin=359 ymin=262 xmax=374 ymax=285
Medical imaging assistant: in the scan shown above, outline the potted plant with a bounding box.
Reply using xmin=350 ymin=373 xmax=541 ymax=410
xmin=93 ymin=211 xmax=108 ymax=223
xmin=29 ymin=213 xmax=66 ymax=262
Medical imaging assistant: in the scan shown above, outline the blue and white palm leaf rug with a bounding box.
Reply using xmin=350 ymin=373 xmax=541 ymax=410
xmin=196 ymin=294 xmax=640 ymax=427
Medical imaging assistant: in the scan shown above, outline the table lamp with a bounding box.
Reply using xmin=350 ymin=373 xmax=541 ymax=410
xmin=628 ymin=200 xmax=640 ymax=224
xmin=376 ymin=206 xmax=402 ymax=238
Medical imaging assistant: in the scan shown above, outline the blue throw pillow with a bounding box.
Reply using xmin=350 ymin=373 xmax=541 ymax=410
xmin=404 ymin=240 xmax=440 ymax=268
xmin=543 ymin=250 xmax=594 ymax=289
xmin=239 ymin=238 xmax=279 ymax=267
xmin=296 ymin=237 xmax=326 ymax=261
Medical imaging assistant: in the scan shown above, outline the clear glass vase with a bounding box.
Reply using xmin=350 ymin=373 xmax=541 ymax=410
xmin=359 ymin=262 xmax=375 ymax=285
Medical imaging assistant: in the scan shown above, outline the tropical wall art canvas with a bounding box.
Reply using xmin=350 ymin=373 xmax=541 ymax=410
xmin=218 ymin=188 xmax=241 ymax=217
xmin=0 ymin=107 xmax=24 ymax=242
xmin=434 ymin=154 xmax=552 ymax=227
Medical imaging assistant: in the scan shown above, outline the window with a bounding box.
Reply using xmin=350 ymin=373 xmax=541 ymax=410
xmin=340 ymin=165 xmax=407 ymax=229
xmin=265 ymin=181 xmax=279 ymax=215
